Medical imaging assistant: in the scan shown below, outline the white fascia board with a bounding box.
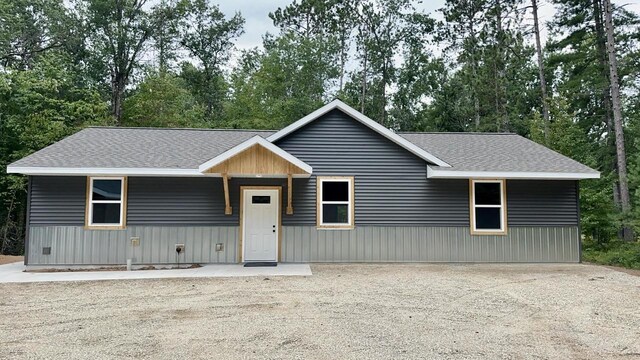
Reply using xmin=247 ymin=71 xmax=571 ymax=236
xmin=426 ymin=166 xmax=601 ymax=180
xmin=6 ymin=166 xmax=203 ymax=176
xmin=266 ymin=99 xmax=452 ymax=168
xmin=197 ymin=135 xmax=313 ymax=174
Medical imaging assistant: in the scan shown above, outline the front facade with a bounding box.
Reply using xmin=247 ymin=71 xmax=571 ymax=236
xmin=9 ymin=101 xmax=599 ymax=266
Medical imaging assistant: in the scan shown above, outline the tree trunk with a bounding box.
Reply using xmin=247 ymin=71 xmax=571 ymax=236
xmin=381 ymin=61 xmax=387 ymax=126
xmin=339 ymin=34 xmax=346 ymax=93
xmin=593 ymin=0 xmax=619 ymax=209
xmin=531 ymin=0 xmax=550 ymax=139
xmin=467 ymin=16 xmax=480 ymax=129
xmin=361 ymin=51 xmax=367 ymax=113
xmin=603 ymin=0 xmax=633 ymax=240
xmin=111 ymin=72 xmax=125 ymax=125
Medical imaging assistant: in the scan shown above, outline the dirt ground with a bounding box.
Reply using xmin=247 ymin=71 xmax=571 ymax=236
xmin=0 ymin=255 xmax=23 ymax=265
xmin=1 ymin=264 xmax=639 ymax=360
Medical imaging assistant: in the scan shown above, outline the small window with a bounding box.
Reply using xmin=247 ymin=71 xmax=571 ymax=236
xmin=470 ymin=179 xmax=506 ymax=235
xmin=252 ymin=195 xmax=271 ymax=204
xmin=87 ymin=177 xmax=126 ymax=228
xmin=317 ymin=177 xmax=354 ymax=228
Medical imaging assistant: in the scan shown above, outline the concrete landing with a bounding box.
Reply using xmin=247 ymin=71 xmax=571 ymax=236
xmin=0 ymin=262 xmax=312 ymax=283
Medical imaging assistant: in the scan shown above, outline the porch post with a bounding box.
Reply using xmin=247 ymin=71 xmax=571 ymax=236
xmin=223 ymin=173 xmax=232 ymax=215
xmin=286 ymin=173 xmax=293 ymax=215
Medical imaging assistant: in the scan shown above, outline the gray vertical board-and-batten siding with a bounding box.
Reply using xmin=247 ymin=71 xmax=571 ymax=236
xmin=26 ymin=225 xmax=580 ymax=265
xmin=28 ymin=226 xmax=238 ymax=265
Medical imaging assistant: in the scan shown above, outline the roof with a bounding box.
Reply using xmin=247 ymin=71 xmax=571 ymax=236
xmin=6 ymin=101 xmax=599 ymax=179
xmin=400 ymin=132 xmax=599 ymax=179
xmin=8 ymin=127 xmax=274 ymax=176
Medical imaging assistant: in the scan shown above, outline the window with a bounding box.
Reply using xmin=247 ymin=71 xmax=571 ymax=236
xmin=470 ymin=179 xmax=506 ymax=235
xmin=252 ymin=195 xmax=271 ymax=204
xmin=317 ymin=177 xmax=354 ymax=228
xmin=87 ymin=177 xmax=126 ymax=228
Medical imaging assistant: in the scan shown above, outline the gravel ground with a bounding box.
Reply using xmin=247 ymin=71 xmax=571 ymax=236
xmin=1 ymin=264 xmax=639 ymax=359
xmin=0 ymin=256 xmax=23 ymax=265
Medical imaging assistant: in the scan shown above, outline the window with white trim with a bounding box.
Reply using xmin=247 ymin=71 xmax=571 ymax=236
xmin=470 ymin=179 xmax=506 ymax=234
xmin=87 ymin=177 xmax=126 ymax=227
xmin=317 ymin=177 xmax=354 ymax=228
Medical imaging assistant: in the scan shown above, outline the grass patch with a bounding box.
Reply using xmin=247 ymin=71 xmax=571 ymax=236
xmin=582 ymin=239 xmax=640 ymax=269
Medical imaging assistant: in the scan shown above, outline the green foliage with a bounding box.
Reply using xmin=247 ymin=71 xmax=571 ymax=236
xmin=179 ymin=0 xmax=244 ymax=121
xmin=224 ymin=32 xmax=338 ymax=129
xmin=582 ymin=239 xmax=640 ymax=269
xmin=0 ymin=51 xmax=109 ymax=254
xmin=122 ymin=72 xmax=205 ymax=128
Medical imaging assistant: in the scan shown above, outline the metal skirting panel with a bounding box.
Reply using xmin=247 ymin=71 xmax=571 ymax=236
xmin=27 ymin=225 xmax=579 ymax=265
xmin=280 ymin=226 xmax=580 ymax=263
xmin=28 ymin=226 xmax=238 ymax=265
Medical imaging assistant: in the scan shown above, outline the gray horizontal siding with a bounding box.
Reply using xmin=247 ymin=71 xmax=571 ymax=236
xmin=281 ymin=226 xmax=579 ymax=263
xmin=275 ymin=109 xmax=470 ymax=226
xmin=28 ymin=226 xmax=238 ymax=265
xmin=507 ymin=180 xmax=578 ymax=226
xmin=127 ymin=177 xmax=233 ymax=225
xmin=30 ymin=176 xmax=85 ymax=225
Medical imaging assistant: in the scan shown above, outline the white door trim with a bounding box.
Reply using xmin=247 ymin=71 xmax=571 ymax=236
xmin=239 ymin=186 xmax=281 ymax=262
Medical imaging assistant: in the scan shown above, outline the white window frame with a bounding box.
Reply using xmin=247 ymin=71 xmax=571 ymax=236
xmin=317 ymin=176 xmax=354 ymax=229
xmin=470 ymin=179 xmax=507 ymax=235
xmin=87 ymin=176 xmax=126 ymax=228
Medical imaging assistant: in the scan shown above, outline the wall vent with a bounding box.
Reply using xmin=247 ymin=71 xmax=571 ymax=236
xmin=42 ymin=247 xmax=51 ymax=255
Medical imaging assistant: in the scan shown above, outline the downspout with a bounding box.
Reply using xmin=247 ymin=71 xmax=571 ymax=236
xmin=24 ymin=176 xmax=32 ymax=266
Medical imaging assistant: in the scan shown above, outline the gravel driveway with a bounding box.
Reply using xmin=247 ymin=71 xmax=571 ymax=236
xmin=1 ymin=264 xmax=639 ymax=359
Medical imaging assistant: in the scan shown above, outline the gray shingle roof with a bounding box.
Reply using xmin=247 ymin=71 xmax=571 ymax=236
xmin=9 ymin=127 xmax=274 ymax=169
xmin=8 ymin=126 xmax=597 ymax=176
xmin=399 ymin=132 xmax=598 ymax=175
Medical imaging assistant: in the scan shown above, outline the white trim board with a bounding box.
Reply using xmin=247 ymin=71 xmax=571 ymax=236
xmin=6 ymin=166 xmax=204 ymax=176
xmin=427 ymin=166 xmax=601 ymax=180
xmin=198 ymin=135 xmax=313 ymax=174
xmin=266 ymin=99 xmax=451 ymax=168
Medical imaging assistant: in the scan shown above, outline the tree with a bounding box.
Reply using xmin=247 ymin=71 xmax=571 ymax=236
xmin=122 ymin=72 xmax=204 ymax=128
xmin=0 ymin=0 xmax=72 ymax=69
xmin=355 ymin=0 xmax=434 ymax=126
xmin=180 ymin=0 xmax=244 ymax=122
xmin=150 ymin=0 xmax=185 ymax=74
xmin=531 ymin=0 xmax=550 ymax=138
xmin=225 ymin=32 xmax=338 ymax=129
xmin=603 ymin=0 xmax=632 ymax=240
xmin=82 ymin=0 xmax=153 ymax=124
xmin=438 ymin=0 xmax=486 ymax=129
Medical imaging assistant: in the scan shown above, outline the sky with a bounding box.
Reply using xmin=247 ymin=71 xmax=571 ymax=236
xmin=216 ymin=0 xmax=640 ymax=51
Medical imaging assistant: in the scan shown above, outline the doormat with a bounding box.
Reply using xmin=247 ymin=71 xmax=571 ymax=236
xmin=244 ymin=262 xmax=278 ymax=267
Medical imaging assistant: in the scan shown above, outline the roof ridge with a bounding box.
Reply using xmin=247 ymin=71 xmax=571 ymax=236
xmin=86 ymin=126 xmax=277 ymax=132
xmin=399 ymin=131 xmax=517 ymax=135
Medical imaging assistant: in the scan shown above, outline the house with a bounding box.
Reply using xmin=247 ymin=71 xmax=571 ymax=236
xmin=7 ymin=100 xmax=600 ymax=267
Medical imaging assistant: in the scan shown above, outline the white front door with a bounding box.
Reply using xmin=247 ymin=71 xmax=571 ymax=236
xmin=242 ymin=189 xmax=279 ymax=262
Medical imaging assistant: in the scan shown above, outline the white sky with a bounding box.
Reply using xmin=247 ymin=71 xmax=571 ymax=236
xmin=216 ymin=0 xmax=640 ymax=51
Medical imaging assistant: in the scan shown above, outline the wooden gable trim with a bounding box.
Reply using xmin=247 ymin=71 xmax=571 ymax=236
xmin=204 ymin=144 xmax=308 ymax=176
